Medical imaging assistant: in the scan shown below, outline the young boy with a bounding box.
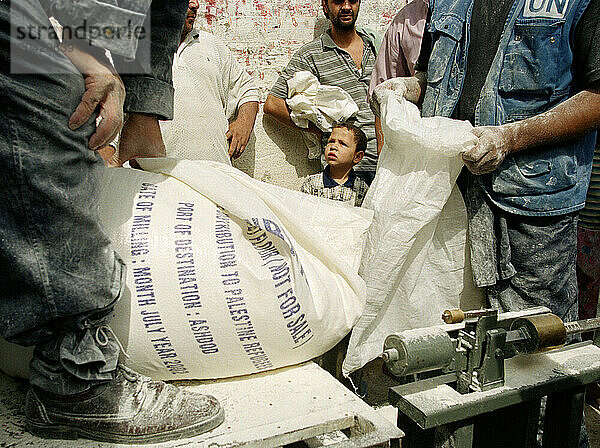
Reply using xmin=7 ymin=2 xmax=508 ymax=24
xmin=301 ymin=123 xmax=369 ymax=207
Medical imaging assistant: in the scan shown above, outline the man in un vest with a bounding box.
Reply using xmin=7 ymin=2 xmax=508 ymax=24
xmin=372 ymin=0 xmax=598 ymax=445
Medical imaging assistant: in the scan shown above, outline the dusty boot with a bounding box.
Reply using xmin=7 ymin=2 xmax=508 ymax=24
xmin=25 ymin=365 xmax=224 ymax=444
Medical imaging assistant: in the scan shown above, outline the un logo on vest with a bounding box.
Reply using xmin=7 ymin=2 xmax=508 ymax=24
xmin=523 ymin=0 xmax=569 ymax=18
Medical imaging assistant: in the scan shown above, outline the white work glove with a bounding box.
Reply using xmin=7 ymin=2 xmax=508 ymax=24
xmin=463 ymin=124 xmax=517 ymax=175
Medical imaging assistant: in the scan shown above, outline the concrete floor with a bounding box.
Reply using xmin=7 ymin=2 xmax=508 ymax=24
xmin=0 ymin=363 xmax=403 ymax=448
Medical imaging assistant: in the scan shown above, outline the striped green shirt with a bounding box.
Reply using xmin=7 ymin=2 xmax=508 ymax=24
xmin=580 ymin=143 xmax=600 ymax=230
xmin=270 ymin=30 xmax=378 ymax=173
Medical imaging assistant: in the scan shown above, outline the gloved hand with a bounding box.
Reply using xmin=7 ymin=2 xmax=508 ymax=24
xmin=463 ymin=124 xmax=516 ymax=175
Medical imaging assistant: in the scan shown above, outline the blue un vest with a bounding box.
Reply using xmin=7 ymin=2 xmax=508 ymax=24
xmin=422 ymin=0 xmax=596 ymax=216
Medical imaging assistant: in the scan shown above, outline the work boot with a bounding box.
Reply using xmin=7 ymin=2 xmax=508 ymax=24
xmin=25 ymin=365 xmax=224 ymax=444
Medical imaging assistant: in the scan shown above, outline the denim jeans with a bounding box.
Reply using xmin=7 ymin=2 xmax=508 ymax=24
xmin=462 ymin=170 xmax=579 ymax=323
xmin=0 ymin=0 xmax=185 ymax=395
xmin=461 ymin=171 xmax=588 ymax=448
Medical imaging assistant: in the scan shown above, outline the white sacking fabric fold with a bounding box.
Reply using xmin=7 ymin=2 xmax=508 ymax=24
xmin=342 ymin=93 xmax=485 ymax=375
xmin=286 ymin=71 xmax=359 ymax=159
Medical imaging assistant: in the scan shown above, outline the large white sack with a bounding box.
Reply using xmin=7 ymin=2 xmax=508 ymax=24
xmin=342 ymin=94 xmax=485 ymax=375
xmin=0 ymin=160 xmax=372 ymax=381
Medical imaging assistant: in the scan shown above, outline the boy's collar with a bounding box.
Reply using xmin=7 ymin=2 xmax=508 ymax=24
xmin=323 ymin=165 xmax=356 ymax=188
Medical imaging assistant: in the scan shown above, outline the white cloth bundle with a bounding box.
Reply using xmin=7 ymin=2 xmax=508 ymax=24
xmin=286 ymin=71 xmax=359 ymax=159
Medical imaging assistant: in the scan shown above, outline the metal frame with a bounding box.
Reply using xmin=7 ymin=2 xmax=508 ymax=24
xmin=389 ymin=342 xmax=600 ymax=448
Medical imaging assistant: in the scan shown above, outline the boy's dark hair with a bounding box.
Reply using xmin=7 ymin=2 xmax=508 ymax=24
xmin=332 ymin=122 xmax=367 ymax=154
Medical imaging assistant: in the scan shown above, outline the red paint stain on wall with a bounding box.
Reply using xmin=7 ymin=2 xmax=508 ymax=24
xmin=205 ymin=0 xmax=217 ymax=25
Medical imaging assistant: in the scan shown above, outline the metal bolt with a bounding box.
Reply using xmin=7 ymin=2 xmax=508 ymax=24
xmin=382 ymin=348 xmax=399 ymax=363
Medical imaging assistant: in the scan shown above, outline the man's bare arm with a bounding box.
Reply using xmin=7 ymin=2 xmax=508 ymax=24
xmin=375 ymin=116 xmax=384 ymax=155
xmin=463 ymin=85 xmax=600 ymax=175
xmin=263 ymin=94 xmax=323 ymax=137
xmin=61 ymin=43 xmax=169 ymax=167
xmin=227 ymin=101 xmax=259 ymax=159
xmin=111 ymin=113 xmax=167 ymax=168
xmin=371 ymin=72 xmax=427 ymax=153
xmin=408 ymin=71 xmax=427 ymax=105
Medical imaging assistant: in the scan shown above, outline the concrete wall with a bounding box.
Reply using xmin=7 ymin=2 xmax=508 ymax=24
xmin=195 ymin=0 xmax=408 ymax=190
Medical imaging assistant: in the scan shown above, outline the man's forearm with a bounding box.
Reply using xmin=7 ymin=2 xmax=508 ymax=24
xmin=227 ymin=100 xmax=259 ymax=158
xmin=263 ymin=94 xmax=297 ymax=128
xmin=237 ymin=101 xmax=259 ymax=127
xmin=411 ymin=71 xmax=428 ymax=106
xmin=370 ymin=71 xmax=428 ymax=117
xmin=463 ymin=85 xmax=600 ymax=175
xmin=375 ymin=116 xmax=384 ymax=155
xmin=263 ymin=94 xmax=322 ymax=135
xmin=505 ymin=86 xmax=600 ymax=155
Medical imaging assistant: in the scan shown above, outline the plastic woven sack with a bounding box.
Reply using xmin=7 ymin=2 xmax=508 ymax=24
xmin=343 ymin=94 xmax=485 ymax=375
xmin=286 ymin=71 xmax=359 ymax=159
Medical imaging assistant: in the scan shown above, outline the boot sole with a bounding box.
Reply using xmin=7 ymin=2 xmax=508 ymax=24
xmin=26 ymin=406 xmax=225 ymax=444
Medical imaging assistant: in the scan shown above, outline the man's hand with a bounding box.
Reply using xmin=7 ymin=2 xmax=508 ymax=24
xmin=370 ymin=73 xmax=427 ymax=117
xmin=463 ymin=125 xmax=516 ymax=175
xmin=98 ymin=144 xmax=116 ymax=165
xmin=226 ymin=101 xmax=258 ymax=159
xmin=60 ymin=45 xmax=125 ymax=150
xmin=107 ymin=113 xmax=166 ymax=168
xmin=226 ymin=117 xmax=251 ymax=159
xmin=463 ymin=87 xmax=600 ymax=175
xmin=370 ymin=77 xmax=407 ymax=117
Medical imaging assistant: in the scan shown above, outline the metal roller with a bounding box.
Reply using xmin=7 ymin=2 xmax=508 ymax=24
xmin=442 ymin=308 xmax=497 ymax=324
xmin=382 ymin=327 xmax=455 ymax=377
xmin=442 ymin=309 xmax=464 ymax=324
xmin=510 ymin=313 xmax=567 ymax=354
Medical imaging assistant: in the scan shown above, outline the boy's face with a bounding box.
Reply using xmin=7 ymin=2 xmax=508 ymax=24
xmin=325 ymin=127 xmax=363 ymax=168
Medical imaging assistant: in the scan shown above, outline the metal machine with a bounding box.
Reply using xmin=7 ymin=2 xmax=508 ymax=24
xmin=382 ymin=307 xmax=600 ymax=447
xmin=382 ymin=306 xmax=600 ymax=393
